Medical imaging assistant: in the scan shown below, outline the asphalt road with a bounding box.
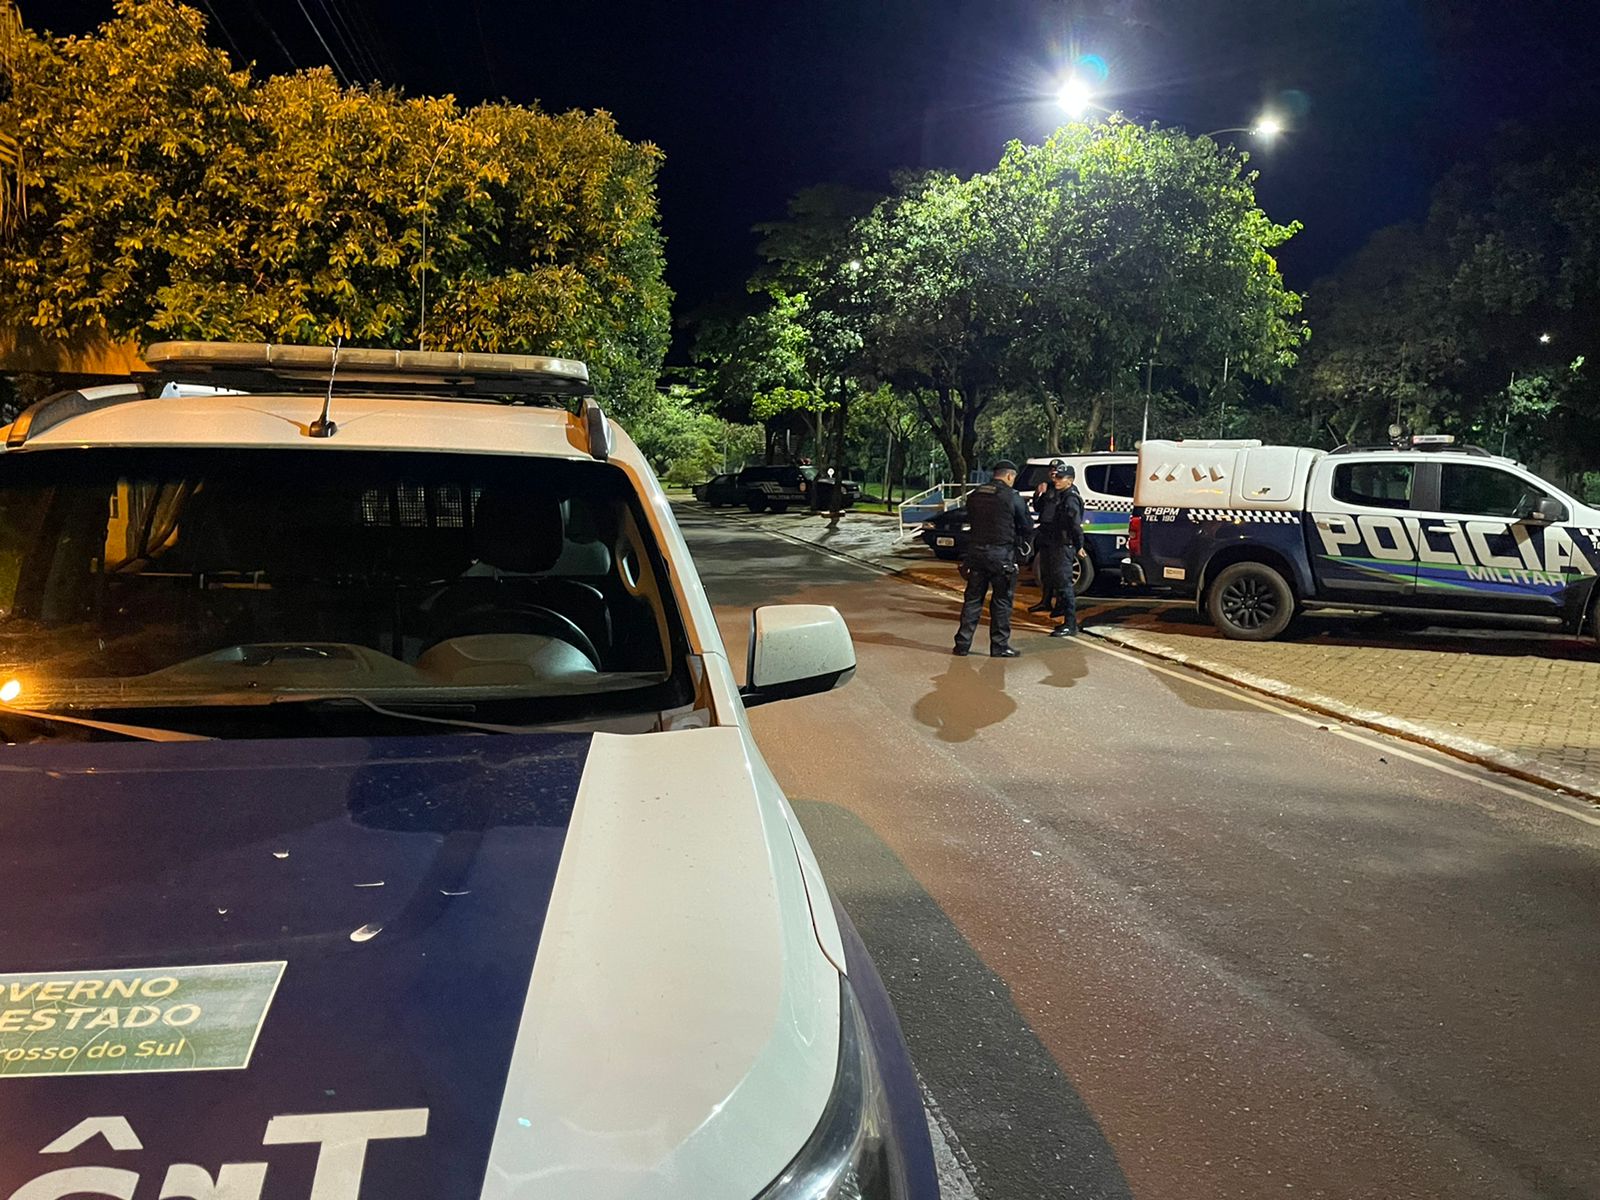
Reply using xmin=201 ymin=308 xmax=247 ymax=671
xmin=677 ymin=505 xmax=1600 ymax=1200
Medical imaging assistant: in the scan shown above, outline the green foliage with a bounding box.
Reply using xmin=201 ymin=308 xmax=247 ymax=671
xmin=985 ymin=121 xmax=1305 ymax=451
xmin=849 ymin=119 xmax=1304 ymax=475
xmin=623 ymin=384 xmax=761 ymax=487
xmin=0 ymin=0 xmax=670 ymax=413
xmin=1294 ymin=140 xmax=1600 ymax=470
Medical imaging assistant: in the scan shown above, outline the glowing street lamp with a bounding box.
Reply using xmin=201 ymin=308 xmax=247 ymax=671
xmin=1057 ymin=76 xmax=1094 ymax=119
xmin=1201 ymin=113 xmax=1287 ymax=142
xmin=1539 ymin=331 xmax=1552 ymax=344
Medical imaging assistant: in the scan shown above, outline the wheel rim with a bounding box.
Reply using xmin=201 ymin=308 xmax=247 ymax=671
xmin=1220 ymin=575 xmax=1278 ymax=630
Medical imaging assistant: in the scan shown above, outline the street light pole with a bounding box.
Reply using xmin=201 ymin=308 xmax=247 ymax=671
xmin=1502 ymin=371 xmax=1515 ymax=457
xmin=1141 ymin=354 xmax=1157 ymax=443
xmin=1216 ymin=352 xmax=1231 ymax=437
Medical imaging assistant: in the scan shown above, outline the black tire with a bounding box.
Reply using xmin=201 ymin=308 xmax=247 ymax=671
xmin=746 ymin=497 xmax=767 ymax=514
xmin=934 ymin=548 xmax=961 ymax=561
xmin=1207 ymin=561 xmax=1295 ymax=641
xmin=1073 ymin=552 xmax=1097 ymax=594
xmin=770 ymin=503 xmax=790 ymax=514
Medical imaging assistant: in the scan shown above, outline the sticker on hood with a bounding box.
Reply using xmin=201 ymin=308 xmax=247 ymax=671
xmin=0 ymin=961 xmax=285 ymax=1078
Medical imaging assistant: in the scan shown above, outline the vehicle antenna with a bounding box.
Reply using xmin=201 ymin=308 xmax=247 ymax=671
xmin=310 ymin=336 xmax=341 ymax=438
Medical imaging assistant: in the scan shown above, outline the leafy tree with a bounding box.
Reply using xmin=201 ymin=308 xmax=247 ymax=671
xmin=0 ymin=0 xmax=670 ymax=415
xmin=986 ymin=120 xmax=1306 ymax=452
xmin=1294 ymin=138 xmax=1600 ymax=474
xmin=0 ymin=2 xmax=25 ymax=236
xmin=849 ymin=122 xmax=1305 ymax=478
xmin=623 ymin=383 xmax=760 ymax=487
xmin=855 ymin=171 xmax=1013 ymax=483
xmin=749 ymin=189 xmax=879 ymax=504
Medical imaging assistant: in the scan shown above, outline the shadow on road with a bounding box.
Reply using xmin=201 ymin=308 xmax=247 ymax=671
xmin=792 ymin=799 xmax=1134 ymax=1200
xmin=912 ymin=656 xmax=1018 ymax=742
xmin=1040 ymin=643 xmax=1090 ymax=690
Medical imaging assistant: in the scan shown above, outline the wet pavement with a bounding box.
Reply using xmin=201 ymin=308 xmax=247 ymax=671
xmin=679 ymin=505 xmax=1600 ymax=1200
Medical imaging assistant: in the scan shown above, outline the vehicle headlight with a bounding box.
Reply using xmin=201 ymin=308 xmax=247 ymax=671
xmin=755 ymin=980 xmax=904 ymax=1199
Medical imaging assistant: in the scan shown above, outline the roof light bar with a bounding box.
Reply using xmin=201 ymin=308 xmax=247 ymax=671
xmin=142 ymin=342 xmax=592 ymax=398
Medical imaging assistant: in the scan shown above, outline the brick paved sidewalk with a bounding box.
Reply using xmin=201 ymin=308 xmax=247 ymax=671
xmin=687 ymin=501 xmax=1600 ymax=802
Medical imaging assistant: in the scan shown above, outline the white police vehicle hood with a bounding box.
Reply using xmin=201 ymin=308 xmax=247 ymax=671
xmin=0 ymin=725 xmax=840 ymax=1199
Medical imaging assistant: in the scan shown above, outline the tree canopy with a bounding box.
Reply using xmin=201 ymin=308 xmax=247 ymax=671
xmin=0 ymin=0 xmax=670 ymax=413
xmin=1293 ymin=138 xmax=1599 ymax=476
xmin=697 ymin=118 xmax=1306 ymax=483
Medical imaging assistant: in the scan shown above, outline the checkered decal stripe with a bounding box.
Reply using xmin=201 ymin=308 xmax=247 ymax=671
xmin=1186 ymin=508 xmax=1301 ymax=524
xmin=1087 ymin=498 xmax=1134 ymax=513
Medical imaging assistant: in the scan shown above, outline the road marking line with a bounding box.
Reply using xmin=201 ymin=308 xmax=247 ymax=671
xmin=920 ymin=1078 xmax=982 ymax=1200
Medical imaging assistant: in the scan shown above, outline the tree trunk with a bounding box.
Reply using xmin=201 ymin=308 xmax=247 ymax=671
xmin=958 ymin=384 xmax=983 ymax=483
xmin=1048 ymin=370 xmax=1072 ymax=455
xmin=1082 ymin=393 xmax=1107 ymax=452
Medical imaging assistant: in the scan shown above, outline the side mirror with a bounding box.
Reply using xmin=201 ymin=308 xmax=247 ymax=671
xmin=1524 ymin=497 xmax=1566 ymax=524
xmin=741 ymin=604 xmax=856 ymax=706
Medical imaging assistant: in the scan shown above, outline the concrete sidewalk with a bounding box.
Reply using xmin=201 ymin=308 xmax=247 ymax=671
xmin=687 ymin=500 xmax=1600 ymax=802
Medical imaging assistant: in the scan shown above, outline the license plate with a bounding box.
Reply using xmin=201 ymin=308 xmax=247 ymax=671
xmin=936 ymin=537 xmax=956 ymax=547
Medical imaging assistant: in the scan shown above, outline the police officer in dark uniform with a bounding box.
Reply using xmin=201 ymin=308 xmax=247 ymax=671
xmin=1032 ymin=460 xmax=1084 ymax=637
xmin=953 ymin=461 xmax=1034 ymax=657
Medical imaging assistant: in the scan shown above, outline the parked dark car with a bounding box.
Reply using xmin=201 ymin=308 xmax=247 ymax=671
xmin=803 ymin=467 xmax=862 ymax=510
xmin=737 ymin=465 xmax=810 ymax=512
xmin=694 ymin=473 xmax=743 ymax=506
xmin=918 ymin=506 xmax=972 ymax=561
xmin=696 ymin=466 xmax=860 ymax=514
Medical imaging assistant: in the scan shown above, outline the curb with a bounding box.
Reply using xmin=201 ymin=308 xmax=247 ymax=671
xmin=1088 ymin=627 xmax=1600 ymax=806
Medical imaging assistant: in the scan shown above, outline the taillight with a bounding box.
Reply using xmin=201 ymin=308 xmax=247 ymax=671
xmin=1128 ymin=515 xmax=1142 ymax=556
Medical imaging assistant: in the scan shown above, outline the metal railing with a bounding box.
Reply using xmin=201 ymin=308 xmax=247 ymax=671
xmin=897 ymin=483 xmax=975 ymax=540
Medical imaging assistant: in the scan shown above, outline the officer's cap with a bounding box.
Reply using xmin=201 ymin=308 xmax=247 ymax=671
xmin=1049 ymin=459 xmax=1075 ymax=479
xmin=990 ymin=460 xmax=1019 ymax=475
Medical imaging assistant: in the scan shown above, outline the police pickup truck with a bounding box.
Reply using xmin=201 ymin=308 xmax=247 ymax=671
xmin=1126 ymin=436 xmax=1600 ymax=643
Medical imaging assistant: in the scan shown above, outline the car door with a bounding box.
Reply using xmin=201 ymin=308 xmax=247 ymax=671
xmin=1080 ymin=460 xmax=1136 ymax=564
xmin=1408 ymin=459 xmax=1573 ymax=617
xmin=1310 ymin=457 xmax=1419 ymax=600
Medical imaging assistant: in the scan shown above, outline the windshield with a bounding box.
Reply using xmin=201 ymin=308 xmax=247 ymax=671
xmin=0 ymin=448 xmax=694 ymax=736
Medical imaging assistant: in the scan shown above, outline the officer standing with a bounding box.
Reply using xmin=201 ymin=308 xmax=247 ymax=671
xmin=953 ymin=461 xmax=1035 ymax=658
xmin=1032 ymin=460 xmax=1084 ymax=637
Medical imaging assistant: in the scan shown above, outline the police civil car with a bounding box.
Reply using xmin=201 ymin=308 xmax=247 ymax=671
xmin=1128 ymin=435 xmax=1600 ymax=643
xmin=0 ymin=343 xmax=938 ymax=1199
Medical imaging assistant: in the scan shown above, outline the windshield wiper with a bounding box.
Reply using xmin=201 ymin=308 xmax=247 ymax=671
xmin=0 ymin=706 xmax=212 ymax=743
xmin=268 ymin=693 xmax=549 ymax=736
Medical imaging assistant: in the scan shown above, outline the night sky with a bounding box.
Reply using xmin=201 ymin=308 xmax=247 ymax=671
xmin=38 ymin=1 xmax=1600 ymax=338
